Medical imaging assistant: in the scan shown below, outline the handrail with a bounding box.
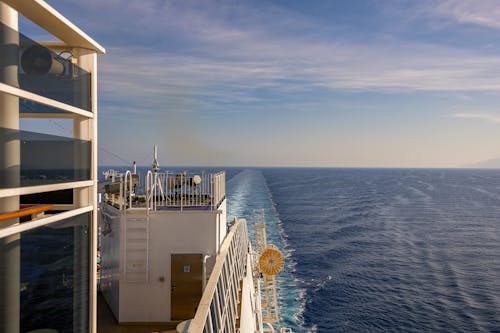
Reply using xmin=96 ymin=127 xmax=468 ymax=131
xmin=146 ymin=170 xmax=153 ymax=211
xmin=189 ymin=218 xmax=249 ymax=333
xmin=0 ymin=204 xmax=55 ymax=222
xmin=125 ymin=170 xmax=133 ymax=208
xmin=104 ymin=170 xmax=226 ymax=211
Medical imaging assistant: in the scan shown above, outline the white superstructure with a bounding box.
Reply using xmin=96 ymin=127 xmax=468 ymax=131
xmin=99 ymin=160 xmax=228 ymax=323
xmin=99 ymin=151 xmax=290 ymax=332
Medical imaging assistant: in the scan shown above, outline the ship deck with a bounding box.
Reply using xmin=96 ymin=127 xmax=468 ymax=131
xmin=98 ymin=292 xmax=178 ymax=333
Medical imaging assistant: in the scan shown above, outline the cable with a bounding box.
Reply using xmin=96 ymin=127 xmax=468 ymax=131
xmin=99 ymin=146 xmax=130 ymax=165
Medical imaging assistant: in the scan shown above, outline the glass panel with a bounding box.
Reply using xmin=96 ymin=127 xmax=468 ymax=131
xmin=0 ymin=22 xmax=91 ymax=111
xmin=21 ymin=189 xmax=74 ymax=205
xmin=0 ymin=212 xmax=91 ymax=333
xmin=20 ymin=98 xmax=73 ymax=116
xmin=0 ymin=127 xmax=91 ymax=188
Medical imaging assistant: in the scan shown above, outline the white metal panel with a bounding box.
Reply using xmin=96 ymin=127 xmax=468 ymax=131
xmin=0 ymin=180 xmax=94 ymax=198
xmin=2 ymin=0 xmax=105 ymax=53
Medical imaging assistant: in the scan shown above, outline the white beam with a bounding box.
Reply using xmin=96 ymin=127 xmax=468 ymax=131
xmin=0 ymin=180 xmax=94 ymax=198
xmin=0 ymin=82 xmax=94 ymax=118
xmin=2 ymin=0 xmax=105 ymax=54
xmin=0 ymin=205 xmax=93 ymax=238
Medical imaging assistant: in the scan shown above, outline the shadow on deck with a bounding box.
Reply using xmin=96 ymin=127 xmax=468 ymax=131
xmin=98 ymin=292 xmax=178 ymax=333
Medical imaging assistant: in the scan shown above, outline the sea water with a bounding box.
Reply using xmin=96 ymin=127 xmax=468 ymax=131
xmin=227 ymin=168 xmax=500 ymax=332
xmin=226 ymin=169 xmax=303 ymax=330
xmin=97 ymin=166 xmax=500 ymax=332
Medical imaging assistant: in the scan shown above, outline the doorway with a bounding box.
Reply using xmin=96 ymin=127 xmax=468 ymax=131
xmin=170 ymin=253 xmax=202 ymax=320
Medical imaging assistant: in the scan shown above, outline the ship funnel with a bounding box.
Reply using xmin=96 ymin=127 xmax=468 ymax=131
xmin=21 ymin=45 xmax=65 ymax=76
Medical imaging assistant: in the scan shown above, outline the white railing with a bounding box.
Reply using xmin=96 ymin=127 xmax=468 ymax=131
xmin=189 ymin=218 xmax=249 ymax=333
xmin=146 ymin=171 xmax=225 ymax=211
xmin=103 ymin=170 xmax=225 ymax=211
xmin=124 ymin=170 xmax=133 ymax=208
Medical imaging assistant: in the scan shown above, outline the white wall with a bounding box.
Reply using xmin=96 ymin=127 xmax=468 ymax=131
xmin=119 ymin=207 xmax=223 ymax=323
xmin=239 ymin=254 xmax=259 ymax=333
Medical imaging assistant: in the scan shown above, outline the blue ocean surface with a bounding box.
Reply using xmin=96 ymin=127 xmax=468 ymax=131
xmin=226 ymin=168 xmax=500 ymax=332
xmin=98 ymin=166 xmax=500 ymax=331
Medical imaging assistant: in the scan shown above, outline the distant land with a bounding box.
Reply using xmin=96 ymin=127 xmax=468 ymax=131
xmin=463 ymin=158 xmax=500 ymax=169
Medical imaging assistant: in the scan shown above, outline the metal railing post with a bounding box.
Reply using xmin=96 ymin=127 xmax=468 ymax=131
xmin=146 ymin=170 xmax=152 ymax=212
xmin=124 ymin=170 xmax=132 ymax=208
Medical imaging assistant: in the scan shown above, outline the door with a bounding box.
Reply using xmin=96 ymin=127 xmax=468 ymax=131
xmin=171 ymin=253 xmax=203 ymax=320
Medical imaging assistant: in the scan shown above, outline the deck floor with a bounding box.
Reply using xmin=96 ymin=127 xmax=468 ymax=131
xmin=98 ymin=292 xmax=178 ymax=333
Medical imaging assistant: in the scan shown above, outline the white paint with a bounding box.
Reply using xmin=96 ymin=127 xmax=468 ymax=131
xmin=0 ymin=4 xmax=20 ymax=331
xmin=100 ymin=200 xmax=227 ymax=323
xmin=239 ymin=254 xmax=260 ymax=333
xmin=1 ymin=0 xmax=105 ymax=53
xmin=0 ymin=180 xmax=93 ymax=199
xmin=0 ymin=206 xmax=93 ymax=238
xmin=202 ymin=254 xmax=211 ymax=291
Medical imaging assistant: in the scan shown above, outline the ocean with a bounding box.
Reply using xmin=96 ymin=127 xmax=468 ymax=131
xmin=97 ymin=166 xmax=500 ymax=332
xmin=226 ymin=168 xmax=500 ymax=332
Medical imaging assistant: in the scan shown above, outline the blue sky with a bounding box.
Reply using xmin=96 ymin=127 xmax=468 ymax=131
xmin=20 ymin=0 xmax=500 ymax=167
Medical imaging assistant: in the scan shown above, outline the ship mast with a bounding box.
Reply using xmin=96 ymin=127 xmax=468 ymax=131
xmin=152 ymin=144 xmax=159 ymax=173
xmin=148 ymin=144 xmax=165 ymax=210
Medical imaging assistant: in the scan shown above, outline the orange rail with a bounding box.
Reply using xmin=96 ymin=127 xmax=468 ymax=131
xmin=0 ymin=204 xmax=55 ymax=222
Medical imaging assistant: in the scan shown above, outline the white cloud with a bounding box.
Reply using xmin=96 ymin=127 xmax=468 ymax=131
xmin=423 ymin=0 xmax=500 ymax=29
xmin=452 ymin=112 xmax=500 ymax=124
xmin=52 ymin=0 xmax=500 ymax=115
xmin=98 ymin=39 xmax=500 ymax=115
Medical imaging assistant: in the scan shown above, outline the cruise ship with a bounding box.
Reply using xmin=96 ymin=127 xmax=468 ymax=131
xmin=0 ymin=2 xmax=290 ymax=332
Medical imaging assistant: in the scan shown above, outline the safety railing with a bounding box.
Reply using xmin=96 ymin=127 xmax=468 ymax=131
xmin=146 ymin=171 xmax=225 ymax=211
xmin=102 ymin=170 xmax=225 ymax=211
xmin=146 ymin=171 xmax=226 ymax=210
xmin=0 ymin=204 xmax=54 ymax=222
xmin=189 ymin=218 xmax=249 ymax=333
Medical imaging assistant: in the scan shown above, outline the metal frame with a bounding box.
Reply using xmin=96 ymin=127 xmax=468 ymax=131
xmin=106 ymin=170 xmax=226 ymax=211
xmin=1 ymin=0 xmax=105 ymax=54
xmin=0 ymin=180 xmax=94 ymax=198
xmin=0 ymin=82 xmax=94 ymax=118
xmin=0 ymin=2 xmax=104 ymax=332
xmin=0 ymin=205 xmax=93 ymax=238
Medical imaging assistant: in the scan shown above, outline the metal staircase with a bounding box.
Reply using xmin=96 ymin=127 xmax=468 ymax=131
xmin=124 ymin=216 xmax=150 ymax=282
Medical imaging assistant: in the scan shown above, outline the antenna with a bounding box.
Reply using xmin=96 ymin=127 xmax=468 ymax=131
xmin=152 ymin=144 xmax=159 ymax=173
xmin=147 ymin=145 xmax=165 ymax=210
